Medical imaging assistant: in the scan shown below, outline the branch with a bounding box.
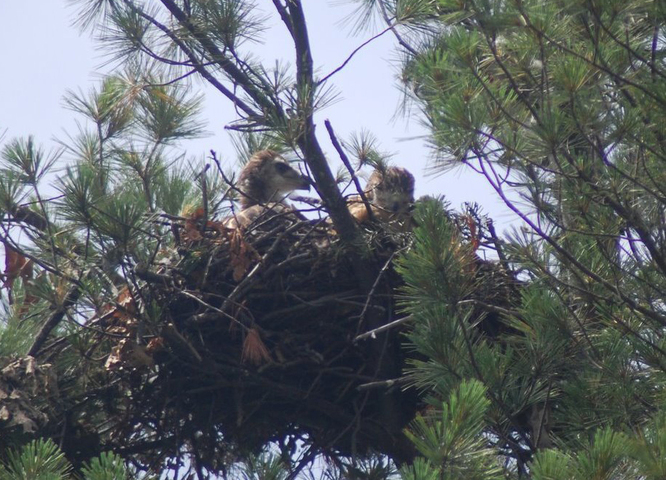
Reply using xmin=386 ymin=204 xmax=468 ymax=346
xmin=378 ymin=1 xmax=418 ymax=56
xmin=28 ymin=287 xmax=81 ymax=357
xmin=285 ymin=1 xmax=364 ymax=250
xmin=271 ymin=0 xmax=294 ymax=39
xmin=122 ymin=0 xmax=260 ymax=119
xmin=158 ymin=0 xmax=281 ymax=117
xmin=318 ymin=26 xmax=393 ymax=85
xmin=357 ymin=376 xmax=410 ymax=391
xmin=475 ymin=152 xmax=666 ymax=328
xmin=355 ymin=315 xmax=413 ymax=342
xmin=324 ymin=119 xmax=374 ymax=222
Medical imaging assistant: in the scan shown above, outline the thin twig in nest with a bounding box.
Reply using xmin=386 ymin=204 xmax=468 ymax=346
xmin=355 ymin=315 xmax=414 ymax=342
xmin=357 ymin=376 xmax=410 ymax=391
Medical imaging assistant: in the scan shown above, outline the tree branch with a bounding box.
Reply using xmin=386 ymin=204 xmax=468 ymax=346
xmin=285 ymin=1 xmax=364 ymax=250
xmin=158 ymin=0 xmax=282 ymax=118
xmin=28 ymin=287 xmax=81 ymax=357
xmin=324 ymin=119 xmax=374 ymax=222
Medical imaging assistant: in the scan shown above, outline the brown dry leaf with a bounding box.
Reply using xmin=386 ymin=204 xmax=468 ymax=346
xmin=208 ymin=219 xmax=234 ymax=242
xmin=229 ymin=229 xmax=259 ymax=282
xmin=106 ymin=338 xmax=155 ymax=371
xmin=105 ymin=343 xmax=125 ymax=371
xmin=100 ymin=287 xmax=138 ymax=329
xmin=241 ymin=327 xmax=271 ymax=366
xmin=464 ymin=214 xmax=480 ymax=252
xmin=145 ymin=336 xmax=166 ymax=355
xmin=183 ymin=207 xmax=205 ymax=242
xmin=2 ymin=243 xmax=33 ymax=299
xmin=114 ymin=287 xmax=136 ymax=318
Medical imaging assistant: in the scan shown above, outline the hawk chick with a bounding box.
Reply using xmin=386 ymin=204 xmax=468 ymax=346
xmin=349 ymin=166 xmax=415 ymax=231
xmin=227 ymin=150 xmax=311 ymax=229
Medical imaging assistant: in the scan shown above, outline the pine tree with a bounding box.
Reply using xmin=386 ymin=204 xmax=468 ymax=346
xmin=352 ymin=0 xmax=666 ymax=477
xmin=0 ymin=1 xmax=416 ymax=478
xmin=3 ymin=0 xmax=665 ymax=478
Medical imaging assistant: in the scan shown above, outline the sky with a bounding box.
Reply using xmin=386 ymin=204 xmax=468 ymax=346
xmin=0 ymin=0 xmax=517 ymax=234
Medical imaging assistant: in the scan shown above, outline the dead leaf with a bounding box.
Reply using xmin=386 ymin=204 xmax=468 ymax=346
xmin=241 ymin=327 xmax=271 ymax=366
xmin=464 ymin=214 xmax=480 ymax=252
xmin=229 ymin=229 xmax=259 ymax=282
xmin=146 ymin=337 xmax=165 ymax=355
xmin=105 ymin=338 xmax=155 ymax=371
xmin=105 ymin=343 xmax=125 ymax=371
xmin=2 ymin=242 xmax=34 ymax=304
xmin=183 ymin=207 xmax=205 ymax=242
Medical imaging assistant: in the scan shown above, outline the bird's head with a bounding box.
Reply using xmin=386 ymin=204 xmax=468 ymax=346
xmin=238 ymin=150 xmax=311 ymax=208
xmin=367 ymin=166 xmax=415 ymax=216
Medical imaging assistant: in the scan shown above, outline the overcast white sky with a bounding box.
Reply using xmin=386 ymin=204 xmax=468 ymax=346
xmin=0 ymin=0 xmax=517 ymax=232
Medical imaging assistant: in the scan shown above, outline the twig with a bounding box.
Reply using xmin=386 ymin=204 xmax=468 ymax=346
xmin=357 ymin=376 xmax=410 ymax=391
xmin=486 ymin=219 xmax=511 ymax=273
xmin=356 ymin=245 xmax=410 ymax=334
xmin=289 ymin=195 xmax=321 ymax=206
xmin=178 ymin=290 xmax=248 ymax=331
xmin=219 ymin=221 xmax=306 ymax=314
xmin=195 ymin=163 xmax=210 ymax=234
xmin=318 ymin=26 xmax=393 ymax=85
xmin=28 ymin=287 xmax=81 ymax=357
xmin=378 ymin=2 xmax=418 ymax=56
xmin=163 ymin=323 xmax=203 ymax=363
xmin=271 ymin=0 xmax=294 ymax=39
xmin=159 ymin=0 xmax=282 ymax=116
xmin=534 ymin=380 xmax=553 ymax=450
xmin=324 ymin=119 xmax=375 ymax=222
xmin=457 ymin=299 xmax=518 ymax=317
xmin=355 ymin=315 xmax=413 ymax=342
xmin=210 ymin=149 xmax=261 ymax=212
xmin=124 ymin=0 xmax=260 ymax=118
xmin=133 ymin=265 xmax=173 ymax=286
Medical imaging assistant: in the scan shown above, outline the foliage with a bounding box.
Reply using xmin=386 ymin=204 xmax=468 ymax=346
xmin=350 ymin=0 xmax=666 ymax=476
xmin=402 ymin=379 xmax=503 ymax=480
xmin=0 ymin=1 xmax=415 ymax=478
xmin=0 ymin=439 xmax=131 ymax=480
xmin=2 ymin=0 xmax=665 ymax=478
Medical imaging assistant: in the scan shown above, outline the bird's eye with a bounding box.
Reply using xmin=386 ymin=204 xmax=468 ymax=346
xmin=274 ymin=162 xmax=291 ymax=175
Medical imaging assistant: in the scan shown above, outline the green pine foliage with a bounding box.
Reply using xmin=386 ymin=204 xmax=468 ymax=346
xmin=0 ymin=439 xmax=133 ymax=480
xmin=0 ymin=439 xmax=72 ymax=480
xmin=1 ymin=0 xmax=665 ymax=478
xmin=350 ymin=0 xmax=666 ymax=476
xmin=403 ymin=380 xmax=503 ymax=480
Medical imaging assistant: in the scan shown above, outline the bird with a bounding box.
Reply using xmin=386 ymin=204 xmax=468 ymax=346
xmin=348 ymin=166 xmax=415 ymax=232
xmin=225 ymin=150 xmax=311 ymax=230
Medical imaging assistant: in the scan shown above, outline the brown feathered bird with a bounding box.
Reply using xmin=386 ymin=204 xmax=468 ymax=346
xmin=225 ymin=150 xmax=311 ymax=229
xmin=348 ymin=166 xmax=415 ymax=231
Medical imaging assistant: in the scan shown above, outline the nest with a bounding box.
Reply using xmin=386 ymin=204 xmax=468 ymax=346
xmin=99 ymin=208 xmax=419 ymax=470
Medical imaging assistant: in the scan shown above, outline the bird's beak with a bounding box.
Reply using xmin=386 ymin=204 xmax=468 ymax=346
xmin=298 ymin=175 xmax=312 ymax=191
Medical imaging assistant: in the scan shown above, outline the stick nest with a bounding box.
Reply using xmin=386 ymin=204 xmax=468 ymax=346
xmin=99 ymin=209 xmax=419 ymax=470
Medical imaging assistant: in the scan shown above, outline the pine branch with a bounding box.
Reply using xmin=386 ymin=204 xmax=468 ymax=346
xmin=324 ymin=119 xmax=375 ymax=222
xmin=159 ymin=0 xmax=284 ymax=119
xmin=27 ymin=286 xmax=81 ymax=357
xmin=123 ymin=0 xmax=260 ymax=119
xmin=284 ymin=1 xmax=365 ymax=251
